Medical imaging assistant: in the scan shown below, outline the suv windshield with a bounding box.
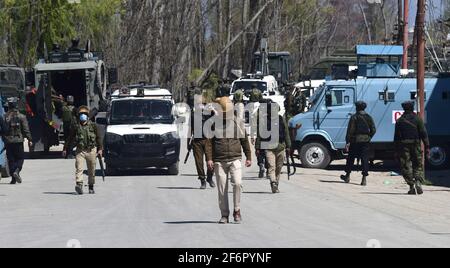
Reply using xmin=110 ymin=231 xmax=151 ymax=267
xmin=232 ymin=81 xmax=267 ymax=94
xmin=110 ymin=99 xmax=173 ymax=125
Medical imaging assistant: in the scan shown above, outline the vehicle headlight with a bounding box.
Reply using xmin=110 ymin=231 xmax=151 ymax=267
xmin=106 ymin=133 xmax=123 ymax=144
xmin=161 ymin=132 xmax=179 ymax=143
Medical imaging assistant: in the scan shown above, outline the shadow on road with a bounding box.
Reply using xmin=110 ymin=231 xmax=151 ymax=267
xmin=164 ymin=221 xmax=218 ymax=225
xmin=361 ymin=192 xmax=408 ymax=196
xmin=43 ymin=192 xmax=78 ymax=196
xmin=157 ymin=187 xmax=200 ymax=190
xmin=319 ymin=180 xmax=361 ymax=186
xmin=244 ymin=191 xmax=273 ymax=194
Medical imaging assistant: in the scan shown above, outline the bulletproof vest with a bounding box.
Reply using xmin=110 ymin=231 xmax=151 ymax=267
xmin=261 ymin=115 xmax=286 ymax=144
xmin=6 ymin=111 xmax=22 ymax=139
xmin=397 ymin=113 xmax=420 ymax=140
xmin=62 ymin=105 xmax=75 ymax=122
xmin=354 ymin=114 xmax=371 ymax=135
xmin=75 ymin=121 xmax=97 ymax=149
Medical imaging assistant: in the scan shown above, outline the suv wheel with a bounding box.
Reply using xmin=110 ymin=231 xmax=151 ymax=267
xmin=168 ymin=161 xmax=179 ymax=176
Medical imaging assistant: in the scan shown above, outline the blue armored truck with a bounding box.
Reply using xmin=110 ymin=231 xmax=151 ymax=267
xmin=289 ymin=45 xmax=450 ymax=170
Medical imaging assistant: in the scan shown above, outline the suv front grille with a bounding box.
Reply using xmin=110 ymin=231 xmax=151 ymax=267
xmin=123 ymin=134 xmax=160 ymax=144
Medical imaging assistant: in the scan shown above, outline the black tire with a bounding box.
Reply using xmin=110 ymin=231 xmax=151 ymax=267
xmin=168 ymin=161 xmax=179 ymax=176
xmin=427 ymin=144 xmax=449 ymax=170
xmin=299 ymin=142 xmax=332 ymax=169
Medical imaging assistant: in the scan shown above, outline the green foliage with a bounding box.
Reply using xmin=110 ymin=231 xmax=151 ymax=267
xmin=0 ymin=0 xmax=123 ymax=67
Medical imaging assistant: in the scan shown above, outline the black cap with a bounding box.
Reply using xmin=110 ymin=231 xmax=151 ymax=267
xmin=355 ymin=101 xmax=367 ymax=111
xmin=402 ymin=101 xmax=415 ymax=111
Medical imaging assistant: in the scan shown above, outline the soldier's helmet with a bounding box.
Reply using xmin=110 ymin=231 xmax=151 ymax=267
xmin=78 ymin=106 xmax=90 ymax=115
xmin=66 ymin=95 xmax=75 ymax=104
xmin=355 ymin=101 xmax=367 ymax=111
xmin=234 ymin=89 xmax=244 ymax=103
xmin=402 ymin=101 xmax=415 ymax=111
xmin=7 ymin=97 xmax=18 ymax=109
xmin=249 ymin=89 xmax=263 ymax=103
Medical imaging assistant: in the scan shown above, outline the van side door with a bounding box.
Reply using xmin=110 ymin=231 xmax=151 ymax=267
xmin=316 ymin=87 xmax=355 ymax=149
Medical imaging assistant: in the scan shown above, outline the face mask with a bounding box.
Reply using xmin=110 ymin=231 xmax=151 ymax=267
xmin=80 ymin=114 xmax=88 ymax=122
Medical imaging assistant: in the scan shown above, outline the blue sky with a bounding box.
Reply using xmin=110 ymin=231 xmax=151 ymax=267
xmin=408 ymin=0 xmax=446 ymax=26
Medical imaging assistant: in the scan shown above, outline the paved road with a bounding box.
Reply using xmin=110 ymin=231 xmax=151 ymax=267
xmin=1 ymin=144 xmax=450 ymax=248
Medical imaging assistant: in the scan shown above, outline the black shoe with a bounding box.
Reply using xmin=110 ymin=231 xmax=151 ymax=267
xmin=206 ymin=177 xmax=216 ymax=188
xmin=408 ymin=185 xmax=417 ymax=195
xmin=271 ymin=182 xmax=279 ymax=194
xmin=10 ymin=180 xmax=16 ymax=185
xmin=13 ymin=170 xmax=22 ymax=184
xmin=233 ymin=210 xmax=242 ymax=224
xmin=200 ymin=179 xmax=207 ymax=190
xmin=415 ymin=181 xmax=424 ymax=195
xmin=340 ymin=173 xmax=350 ymax=183
xmin=75 ymin=184 xmax=84 ymax=195
xmin=361 ymin=176 xmax=367 ymax=186
xmin=89 ymin=185 xmax=95 ymax=195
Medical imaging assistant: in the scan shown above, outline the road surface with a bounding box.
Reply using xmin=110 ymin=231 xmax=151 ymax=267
xmin=1 ymin=144 xmax=450 ymax=248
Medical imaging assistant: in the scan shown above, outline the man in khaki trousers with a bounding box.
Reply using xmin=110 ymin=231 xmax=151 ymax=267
xmin=63 ymin=106 xmax=103 ymax=195
xmin=206 ymin=96 xmax=252 ymax=224
xmin=256 ymin=100 xmax=291 ymax=194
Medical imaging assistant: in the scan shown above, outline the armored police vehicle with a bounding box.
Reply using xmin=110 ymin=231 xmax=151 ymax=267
xmin=290 ymin=45 xmax=450 ymax=170
xmin=103 ymin=85 xmax=180 ymax=175
xmin=27 ymin=40 xmax=116 ymax=153
xmin=0 ymin=65 xmax=26 ymax=110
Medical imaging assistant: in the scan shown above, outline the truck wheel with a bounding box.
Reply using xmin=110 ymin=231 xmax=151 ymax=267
xmin=168 ymin=162 xmax=179 ymax=176
xmin=427 ymin=145 xmax=449 ymax=170
xmin=299 ymin=142 xmax=331 ymax=169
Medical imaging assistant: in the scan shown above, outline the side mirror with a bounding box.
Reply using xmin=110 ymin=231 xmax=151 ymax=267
xmin=108 ymin=68 xmax=118 ymax=85
xmin=25 ymin=71 xmax=35 ymax=87
xmin=325 ymin=92 xmax=333 ymax=107
xmin=96 ymin=117 xmax=107 ymax=125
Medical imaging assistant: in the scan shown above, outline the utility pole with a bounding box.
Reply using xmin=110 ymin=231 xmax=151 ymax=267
xmin=416 ymin=0 xmax=425 ymax=122
xmin=402 ymin=0 xmax=409 ymax=70
xmin=398 ymin=0 xmax=403 ymax=45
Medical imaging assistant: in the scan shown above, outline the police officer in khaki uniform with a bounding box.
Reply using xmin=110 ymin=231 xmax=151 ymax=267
xmin=4 ymin=98 xmax=32 ymax=184
xmin=63 ymin=106 xmax=103 ymax=195
xmin=255 ymin=100 xmax=291 ymax=193
xmin=206 ymin=96 xmax=252 ymax=224
xmin=249 ymin=87 xmax=267 ymax=178
xmin=189 ymin=91 xmax=215 ymax=189
xmin=394 ymin=101 xmax=430 ymax=195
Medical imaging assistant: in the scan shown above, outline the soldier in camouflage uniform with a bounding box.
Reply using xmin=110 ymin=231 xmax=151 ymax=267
xmin=248 ymin=87 xmax=267 ymax=178
xmin=4 ymin=98 xmax=33 ymax=184
xmin=63 ymin=106 xmax=103 ymax=195
xmin=233 ymin=89 xmax=245 ymax=119
xmin=255 ymin=100 xmax=291 ymax=193
xmin=62 ymin=95 xmax=76 ymax=159
xmin=394 ymin=101 xmax=430 ymax=195
xmin=341 ymin=101 xmax=376 ymax=186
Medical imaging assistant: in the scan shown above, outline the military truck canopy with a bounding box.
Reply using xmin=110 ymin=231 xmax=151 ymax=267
xmin=35 ymin=61 xmax=97 ymax=72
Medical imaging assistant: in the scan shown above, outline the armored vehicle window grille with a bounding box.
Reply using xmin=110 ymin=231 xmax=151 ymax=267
xmin=410 ymin=91 xmax=427 ymax=101
xmin=123 ymin=134 xmax=160 ymax=144
xmin=378 ymin=91 xmax=395 ymax=102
